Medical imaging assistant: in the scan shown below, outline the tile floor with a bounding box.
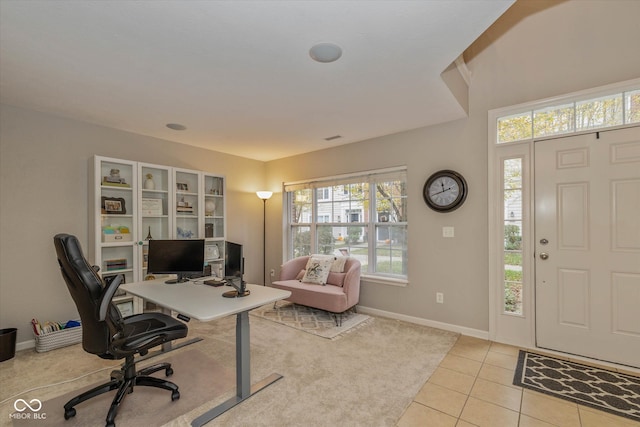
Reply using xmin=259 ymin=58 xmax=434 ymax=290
xmin=396 ymin=336 xmax=640 ymax=427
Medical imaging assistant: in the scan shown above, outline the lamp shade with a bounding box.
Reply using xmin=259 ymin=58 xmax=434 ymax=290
xmin=256 ymin=191 xmax=273 ymax=200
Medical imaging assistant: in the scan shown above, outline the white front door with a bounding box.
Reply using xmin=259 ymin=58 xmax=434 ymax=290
xmin=535 ymin=126 xmax=640 ymax=367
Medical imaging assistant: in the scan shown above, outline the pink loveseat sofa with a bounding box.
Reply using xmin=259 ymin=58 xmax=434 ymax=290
xmin=270 ymin=256 xmax=361 ymax=325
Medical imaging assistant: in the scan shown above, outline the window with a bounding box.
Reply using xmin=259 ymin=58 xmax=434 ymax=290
xmin=284 ymin=167 xmax=408 ymax=281
xmin=503 ymin=158 xmax=523 ymax=315
xmin=496 ymin=87 xmax=639 ymax=144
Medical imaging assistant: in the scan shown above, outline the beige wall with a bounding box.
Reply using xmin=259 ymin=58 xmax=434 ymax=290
xmin=265 ymin=0 xmax=640 ymax=331
xmin=0 ymin=105 xmax=266 ymax=344
xmin=2 ymin=0 xmax=639 ymax=345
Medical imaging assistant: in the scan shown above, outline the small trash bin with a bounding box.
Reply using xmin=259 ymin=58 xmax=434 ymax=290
xmin=0 ymin=328 xmax=17 ymax=362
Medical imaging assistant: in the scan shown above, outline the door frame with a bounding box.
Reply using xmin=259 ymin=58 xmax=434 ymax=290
xmin=487 ymin=78 xmax=640 ymax=349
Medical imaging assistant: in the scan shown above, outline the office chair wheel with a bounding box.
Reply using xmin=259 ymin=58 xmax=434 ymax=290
xmin=64 ymin=407 xmax=76 ymax=420
xmin=166 ymin=367 xmax=174 ymax=377
xmin=171 ymin=390 xmax=180 ymax=401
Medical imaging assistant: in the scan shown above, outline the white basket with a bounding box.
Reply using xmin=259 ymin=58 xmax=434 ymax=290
xmin=35 ymin=327 xmax=82 ymax=353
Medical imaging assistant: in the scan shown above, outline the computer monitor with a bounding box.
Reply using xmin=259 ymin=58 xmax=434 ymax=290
xmin=147 ymin=239 xmax=205 ymax=284
xmin=223 ymin=241 xmax=250 ymax=297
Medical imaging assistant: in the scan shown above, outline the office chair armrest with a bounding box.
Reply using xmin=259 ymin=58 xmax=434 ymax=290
xmin=99 ymin=274 xmax=124 ymax=321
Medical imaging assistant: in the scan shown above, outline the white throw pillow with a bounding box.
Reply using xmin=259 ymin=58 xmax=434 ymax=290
xmin=302 ymin=257 xmax=333 ymax=285
xmin=308 ymin=254 xmax=348 ymax=273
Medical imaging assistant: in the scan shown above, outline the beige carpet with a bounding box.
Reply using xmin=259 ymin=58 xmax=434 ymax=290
xmin=181 ymin=314 xmax=460 ymax=427
xmin=3 ymin=314 xmax=459 ymax=427
xmin=11 ymin=349 xmax=234 ymax=427
xmin=251 ymin=302 xmax=372 ymax=339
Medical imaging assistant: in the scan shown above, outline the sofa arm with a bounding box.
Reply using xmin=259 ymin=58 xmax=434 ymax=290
xmin=343 ymin=262 xmax=361 ymax=307
xmin=279 ymin=257 xmax=309 ymax=280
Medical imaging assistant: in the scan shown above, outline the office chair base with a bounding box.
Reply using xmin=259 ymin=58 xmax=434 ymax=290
xmin=63 ymin=362 xmax=180 ymax=427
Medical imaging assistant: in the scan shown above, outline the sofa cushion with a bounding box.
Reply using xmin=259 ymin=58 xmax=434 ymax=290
xmin=301 ymin=257 xmax=333 ymax=285
xmin=308 ymin=254 xmax=349 ymax=272
xmin=271 ymin=279 xmax=348 ymax=313
xmin=296 ymin=269 xmax=345 ymax=287
xmin=326 ymin=272 xmax=346 ymax=287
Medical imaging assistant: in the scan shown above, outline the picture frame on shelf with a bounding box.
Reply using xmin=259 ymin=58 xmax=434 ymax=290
xmin=141 ymin=198 xmax=163 ymax=215
xmin=176 ymin=182 xmax=189 ymax=192
xmin=101 ymin=196 xmax=126 ymax=214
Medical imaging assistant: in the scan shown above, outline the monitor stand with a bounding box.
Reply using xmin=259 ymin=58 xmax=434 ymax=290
xmin=165 ymin=273 xmax=189 ymax=284
xmin=222 ymin=289 xmax=251 ymax=298
xmin=222 ymin=278 xmax=250 ymax=298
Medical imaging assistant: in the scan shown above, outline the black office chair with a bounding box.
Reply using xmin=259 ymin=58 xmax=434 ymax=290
xmin=53 ymin=234 xmax=188 ymax=427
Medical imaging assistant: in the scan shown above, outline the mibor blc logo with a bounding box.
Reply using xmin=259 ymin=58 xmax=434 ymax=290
xmin=10 ymin=398 xmax=46 ymax=420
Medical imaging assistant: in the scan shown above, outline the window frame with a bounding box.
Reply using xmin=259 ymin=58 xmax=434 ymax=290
xmin=284 ymin=167 xmax=408 ymax=285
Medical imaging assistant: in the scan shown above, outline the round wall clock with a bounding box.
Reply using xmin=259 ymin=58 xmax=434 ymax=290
xmin=423 ymin=170 xmax=468 ymax=212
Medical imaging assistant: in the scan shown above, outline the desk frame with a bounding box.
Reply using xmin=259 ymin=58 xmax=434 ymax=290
xmin=192 ymin=311 xmax=283 ymax=426
xmin=120 ymin=281 xmax=290 ymax=427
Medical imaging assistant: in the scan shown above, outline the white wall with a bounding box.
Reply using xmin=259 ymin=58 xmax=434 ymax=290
xmin=0 ymin=105 xmax=266 ymax=344
xmin=265 ymin=0 xmax=640 ymax=332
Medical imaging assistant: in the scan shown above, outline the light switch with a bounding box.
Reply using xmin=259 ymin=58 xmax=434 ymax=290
xmin=442 ymin=226 xmax=455 ymax=238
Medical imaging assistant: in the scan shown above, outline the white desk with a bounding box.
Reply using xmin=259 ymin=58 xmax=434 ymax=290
xmin=120 ymin=279 xmax=291 ymax=427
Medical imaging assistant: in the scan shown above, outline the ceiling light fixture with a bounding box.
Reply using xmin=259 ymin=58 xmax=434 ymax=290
xmin=166 ymin=123 xmax=187 ymax=131
xmin=309 ymin=43 xmax=342 ymax=63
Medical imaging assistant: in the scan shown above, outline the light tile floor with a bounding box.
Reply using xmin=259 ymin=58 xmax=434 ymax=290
xmin=396 ymin=336 xmax=640 ymax=427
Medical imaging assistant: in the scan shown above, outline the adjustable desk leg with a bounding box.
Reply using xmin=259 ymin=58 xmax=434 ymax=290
xmin=191 ymin=310 xmax=283 ymax=427
xmin=237 ymin=311 xmax=251 ymax=398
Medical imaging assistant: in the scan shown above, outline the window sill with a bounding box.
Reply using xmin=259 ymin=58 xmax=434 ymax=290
xmin=361 ymin=274 xmax=408 ymax=287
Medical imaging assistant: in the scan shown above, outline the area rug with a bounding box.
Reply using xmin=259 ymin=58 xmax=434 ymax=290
xmin=250 ymin=302 xmax=372 ymax=339
xmin=12 ymin=348 xmax=235 ymax=427
xmin=513 ymin=350 xmax=640 ymax=422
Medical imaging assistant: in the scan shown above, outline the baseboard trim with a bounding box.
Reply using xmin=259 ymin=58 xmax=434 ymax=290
xmin=16 ymin=339 xmax=35 ymax=351
xmin=358 ymin=306 xmax=489 ymax=340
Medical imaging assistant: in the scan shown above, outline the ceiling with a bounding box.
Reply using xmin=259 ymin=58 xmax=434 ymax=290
xmin=0 ymin=1 xmax=514 ymax=161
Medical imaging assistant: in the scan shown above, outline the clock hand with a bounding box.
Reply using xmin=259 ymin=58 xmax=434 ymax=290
xmin=431 ymin=187 xmax=453 ymax=196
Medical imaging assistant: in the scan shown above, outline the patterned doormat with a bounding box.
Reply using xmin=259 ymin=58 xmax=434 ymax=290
xmin=513 ymin=350 xmax=640 ymax=422
xmin=251 ymin=302 xmax=372 ymax=340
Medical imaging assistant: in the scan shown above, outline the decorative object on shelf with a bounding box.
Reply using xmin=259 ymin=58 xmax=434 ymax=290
xmin=422 ymin=169 xmax=468 ymax=212
xmin=102 ymin=169 xmax=130 ymax=187
xmin=141 ymin=198 xmax=162 ymax=215
xmin=176 ymin=182 xmax=189 ymax=192
xmin=176 ymin=197 xmax=193 ymax=214
xmin=145 ymin=226 xmax=153 ymax=240
xmin=205 ymin=199 xmax=216 ymax=216
xmin=177 ymin=227 xmax=194 ymax=239
xmin=105 ymin=258 xmax=127 ymax=271
xmin=101 ymin=196 xmax=127 ymax=214
xmin=205 ymin=223 xmax=214 ymax=238
xmin=102 ymin=225 xmax=131 ymax=242
xmin=143 ymin=173 xmax=155 ymax=190
xmin=205 ymin=244 xmax=219 ymax=260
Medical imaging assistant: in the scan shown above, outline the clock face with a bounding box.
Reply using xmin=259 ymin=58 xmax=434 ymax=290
xmin=423 ymin=170 xmax=468 ymax=212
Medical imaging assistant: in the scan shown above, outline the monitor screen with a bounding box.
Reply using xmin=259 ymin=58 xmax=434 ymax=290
xmin=224 ymin=241 xmax=243 ymax=278
xmin=147 ymin=239 xmax=205 ymax=284
xmin=223 ymin=241 xmax=249 ymax=297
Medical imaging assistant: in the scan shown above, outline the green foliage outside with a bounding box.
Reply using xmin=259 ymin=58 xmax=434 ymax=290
xmin=504 ymin=224 xmax=522 ymax=251
xmin=504 ymin=252 xmax=522 ymax=266
xmin=504 ymin=281 xmax=522 ymax=313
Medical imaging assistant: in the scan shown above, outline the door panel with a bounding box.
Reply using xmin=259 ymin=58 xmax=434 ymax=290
xmin=535 ymin=126 xmax=640 ymax=367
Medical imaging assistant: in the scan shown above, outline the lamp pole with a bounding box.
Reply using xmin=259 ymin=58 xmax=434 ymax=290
xmin=256 ymin=191 xmax=273 ymax=285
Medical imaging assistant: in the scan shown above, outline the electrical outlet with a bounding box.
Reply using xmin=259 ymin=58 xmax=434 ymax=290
xmin=270 ymin=269 xmax=275 ymax=277
xmin=436 ymin=292 xmax=444 ymax=304
xmin=442 ymin=226 xmax=455 ymax=238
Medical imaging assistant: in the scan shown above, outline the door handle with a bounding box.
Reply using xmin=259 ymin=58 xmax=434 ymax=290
xmin=539 ymin=252 xmax=549 ymax=260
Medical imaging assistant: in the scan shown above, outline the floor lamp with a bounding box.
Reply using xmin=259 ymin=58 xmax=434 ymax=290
xmin=256 ymin=191 xmax=273 ymax=285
